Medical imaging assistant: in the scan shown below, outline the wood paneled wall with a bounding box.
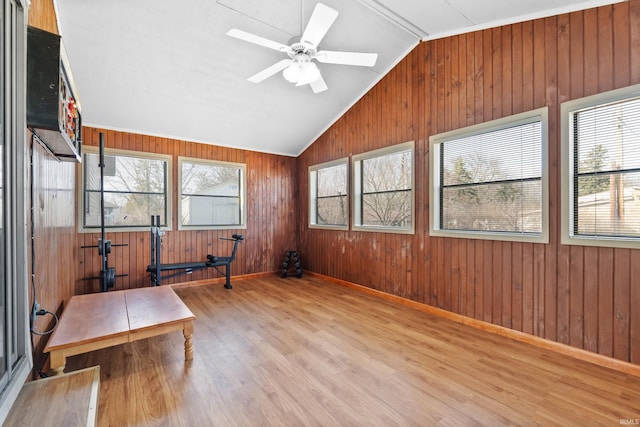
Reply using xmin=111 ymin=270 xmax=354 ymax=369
xmin=75 ymin=127 xmax=296 ymax=293
xmin=28 ymin=0 xmax=77 ymax=375
xmin=27 ymin=0 xmax=57 ymax=33
xmin=297 ymin=1 xmax=640 ymax=365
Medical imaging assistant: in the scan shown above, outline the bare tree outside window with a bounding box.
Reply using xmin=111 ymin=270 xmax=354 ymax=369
xmin=83 ymin=151 xmax=168 ymax=228
xmin=316 ymin=164 xmax=347 ymax=226
xmin=359 ymin=148 xmax=412 ymax=228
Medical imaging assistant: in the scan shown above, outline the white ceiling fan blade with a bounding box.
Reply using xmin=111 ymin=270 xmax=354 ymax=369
xmin=301 ymin=3 xmax=339 ymax=48
xmin=248 ymin=59 xmax=292 ymax=83
xmin=315 ymin=50 xmax=378 ymax=67
xmin=226 ymin=29 xmax=291 ymax=53
xmin=309 ymin=74 xmax=328 ymax=94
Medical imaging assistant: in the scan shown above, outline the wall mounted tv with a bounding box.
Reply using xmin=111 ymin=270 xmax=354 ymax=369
xmin=27 ymin=26 xmax=82 ymax=162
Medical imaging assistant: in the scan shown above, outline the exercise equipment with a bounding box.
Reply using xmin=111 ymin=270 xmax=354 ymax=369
xmin=80 ymin=132 xmax=127 ymax=291
xmin=146 ymin=215 xmax=244 ymax=288
xmin=281 ymin=250 xmax=302 ymax=278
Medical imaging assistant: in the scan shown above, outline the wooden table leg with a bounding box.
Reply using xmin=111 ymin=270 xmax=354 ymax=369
xmin=49 ymin=351 xmax=66 ymax=376
xmin=183 ymin=321 xmax=194 ymax=361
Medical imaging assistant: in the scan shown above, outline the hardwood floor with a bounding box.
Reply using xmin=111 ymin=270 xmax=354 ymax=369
xmin=66 ymin=276 xmax=640 ymax=426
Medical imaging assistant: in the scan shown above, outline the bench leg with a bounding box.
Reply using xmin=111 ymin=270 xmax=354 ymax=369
xmin=50 ymin=351 xmax=66 ymax=376
xmin=224 ymin=263 xmax=232 ymax=289
xmin=183 ymin=321 xmax=194 ymax=361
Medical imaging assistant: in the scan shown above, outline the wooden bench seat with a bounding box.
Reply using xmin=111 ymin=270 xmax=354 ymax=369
xmin=4 ymin=366 xmax=100 ymax=426
xmin=45 ymin=287 xmax=195 ymax=375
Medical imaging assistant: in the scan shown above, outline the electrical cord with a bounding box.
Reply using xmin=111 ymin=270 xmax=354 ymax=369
xmin=30 ymin=310 xmax=59 ymax=336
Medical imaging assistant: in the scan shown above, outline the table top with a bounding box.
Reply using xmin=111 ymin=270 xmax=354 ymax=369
xmin=126 ymin=286 xmax=195 ymax=332
xmin=45 ymin=291 xmax=129 ymax=352
xmin=45 ymin=287 xmax=195 ymax=352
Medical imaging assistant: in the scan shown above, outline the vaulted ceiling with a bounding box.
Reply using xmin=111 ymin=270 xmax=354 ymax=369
xmin=55 ymin=0 xmax=623 ymax=156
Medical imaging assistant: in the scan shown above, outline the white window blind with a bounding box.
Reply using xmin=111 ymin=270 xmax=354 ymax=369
xmin=571 ymin=96 xmax=640 ymax=239
xmin=439 ymin=122 xmax=542 ymax=234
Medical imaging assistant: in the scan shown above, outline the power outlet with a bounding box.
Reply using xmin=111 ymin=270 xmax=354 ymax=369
xmin=30 ymin=302 xmax=40 ymax=325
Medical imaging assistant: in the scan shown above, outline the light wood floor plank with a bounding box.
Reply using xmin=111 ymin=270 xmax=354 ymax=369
xmin=67 ymin=276 xmax=640 ymax=426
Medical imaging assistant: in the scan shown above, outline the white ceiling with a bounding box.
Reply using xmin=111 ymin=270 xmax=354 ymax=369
xmin=55 ymin=0 xmax=623 ymax=157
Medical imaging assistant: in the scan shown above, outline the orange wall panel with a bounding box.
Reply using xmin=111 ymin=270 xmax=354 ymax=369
xmin=297 ymin=1 xmax=640 ymax=365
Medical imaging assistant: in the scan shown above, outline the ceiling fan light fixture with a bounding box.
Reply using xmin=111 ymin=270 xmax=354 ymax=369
xmin=298 ymin=62 xmax=321 ymax=85
xmin=282 ymin=63 xmax=300 ymax=83
xmin=283 ymin=61 xmax=320 ymax=86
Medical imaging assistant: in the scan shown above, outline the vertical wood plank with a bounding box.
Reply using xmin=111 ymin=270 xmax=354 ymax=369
xmin=613 ymin=249 xmax=630 ymax=361
xmin=598 ymin=248 xmax=614 ymax=357
xmin=569 ymin=246 xmax=584 ymax=349
xmin=630 ymin=249 xmax=640 ymax=364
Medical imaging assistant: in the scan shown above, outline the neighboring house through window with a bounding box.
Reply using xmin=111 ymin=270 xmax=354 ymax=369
xmin=561 ymin=83 xmax=640 ymax=248
xmin=80 ymin=147 xmax=171 ymax=231
xmin=179 ymin=157 xmax=246 ymax=230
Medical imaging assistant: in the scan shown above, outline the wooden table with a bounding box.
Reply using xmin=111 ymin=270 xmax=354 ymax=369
xmin=45 ymin=287 xmax=195 ymax=375
xmin=3 ymin=366 xmax=100 ymax=426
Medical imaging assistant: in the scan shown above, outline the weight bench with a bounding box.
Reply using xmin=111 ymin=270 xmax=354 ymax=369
xmin=146 ymin=215 xmax=244 ymax=288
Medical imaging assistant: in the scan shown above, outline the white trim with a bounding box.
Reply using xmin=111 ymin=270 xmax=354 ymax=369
xmin=429 ymin=107 xmax=549 ymax=244
xmin=352 ymin=141 xmax=415 ymax=234
xmin=177 ymin=156 xmax=247 ymax=231
xmin=561 ymin=83 xmax=640 ymax=249
xmin=352 ymin=0 xmax=428 ymax=39
xmin=423 ymin=0 xmax=626 ymax=41
xmin=308 ymin=158 xmax=349 ymax=231
xmin=78 ymin=146 xmax=173 ymax=233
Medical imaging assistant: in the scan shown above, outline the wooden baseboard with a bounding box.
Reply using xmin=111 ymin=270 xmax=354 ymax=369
xmin=171 ymin=271 xmax=279 ymax=289
xmin=306 ymin=271 xmax=640 ymax=378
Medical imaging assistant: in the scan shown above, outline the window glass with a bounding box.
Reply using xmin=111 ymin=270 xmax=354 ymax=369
xmin=179 ymin=158 xmax=245 ymax=228
xmin=0 ymin=0 xmax=31 ymax=417
xmin=309 ymin=160 xmax=348 ymax=228
xmin=571 ymin=95 xmax=640 ymax=239
xmin=353 ymin=142 xmax=414 ymax=233
xmin=82 ymin=149 xmax=170 ymax=229
xmin=430 ymin=109 xmax=548 ymax=243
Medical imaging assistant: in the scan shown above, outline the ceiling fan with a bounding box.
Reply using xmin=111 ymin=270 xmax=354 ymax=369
xmin=226 ymin=3 xmax=378 ymax=94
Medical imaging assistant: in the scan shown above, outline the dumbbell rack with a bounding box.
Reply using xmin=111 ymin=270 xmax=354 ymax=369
xmin=281 ymin=250 xmax=302 ymax=278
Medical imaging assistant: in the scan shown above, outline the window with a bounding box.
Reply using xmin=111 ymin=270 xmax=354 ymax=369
xmin=353 ymin=141 xmax=414 ymax=233
xmin=309 ymin=159 xmax=348 ymax=229
xmin=429 ymin=108 xmax=549 ymax=243
xmin=0 ymin=0 xmax=31 ymax=422
xmin=561 ymin=84 xmax=640 ymax=248
xmin=80 ymin=147 xmax=171 ymax=232
xmin=179 ymin=157 xmax=246 ymax=229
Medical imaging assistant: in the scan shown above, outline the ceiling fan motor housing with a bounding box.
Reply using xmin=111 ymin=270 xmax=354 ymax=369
xmin=289 ymin=42 xmax=316 ymax=58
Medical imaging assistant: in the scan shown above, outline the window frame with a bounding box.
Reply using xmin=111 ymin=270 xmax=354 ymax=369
xmin=309 ymin=158 xmax=349 ymax=231
xmin=0 ymin=0 xmax=32 ymax=423
xmin=561 ymin=83 xmax=640 ymax=249
xmin=78 ymin=146 xmax=172 ymax=233
xmin=177 ymin=156 xmax=247 ymax=231
xmin=429 ymin=108 xmax=549 ymax=243
xmin=352 ymin=141 xmax=415 ymax=234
